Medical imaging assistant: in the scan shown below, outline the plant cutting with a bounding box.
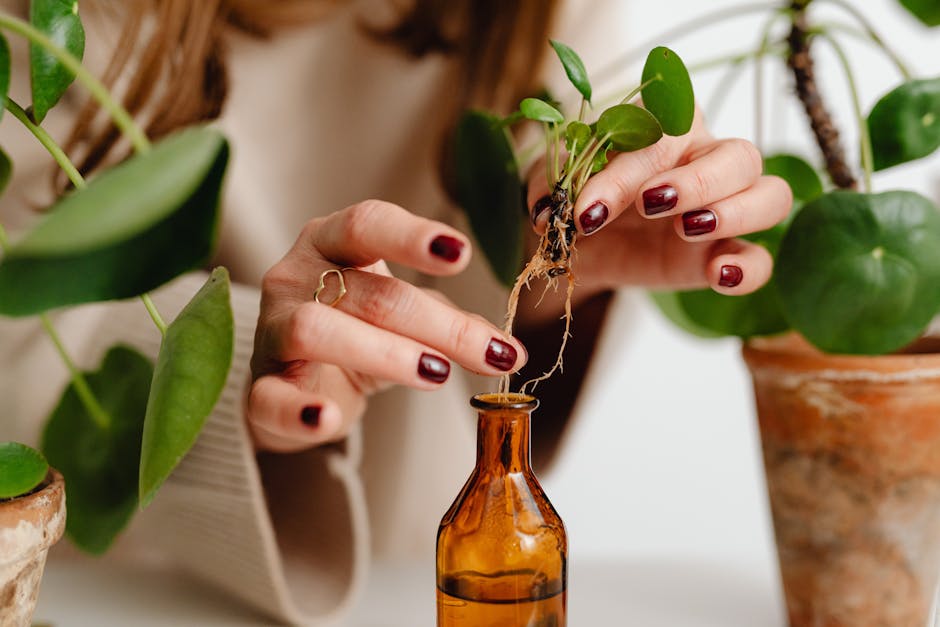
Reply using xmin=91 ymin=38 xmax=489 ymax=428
xmin=0 ymin=0 xmax=233 ymax=580
xmin=0 ymin=442 xmax=64 ymax=625
xmin=456 ymin=1 xmax=940 ymax=625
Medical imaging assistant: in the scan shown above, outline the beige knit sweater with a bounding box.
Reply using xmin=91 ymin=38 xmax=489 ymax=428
xmin=0 ymin=1 xmax=633 ymax=623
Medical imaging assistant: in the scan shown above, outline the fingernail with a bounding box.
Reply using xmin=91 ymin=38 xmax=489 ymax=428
xmin=429 ymin=235 xmax=464 ymax=263
xmin=418 ymin=353 xmax=450 ymax=383
xmin=643 ymin=185 xmax=678 ymax=215
xmin=719 ymin=265 xmax=743 ymax=287
xmin=531 ymin=194 xmax=552 ymax=225
xmin=579 ymin=202 xmax=609 ymax=235
xmin=682 ymin=209 xmax=717 ymax=236
xmin=485 ymin=337 xmax=518 ymax=371
xmin=301 ymin=406 xmax=321 ymax=427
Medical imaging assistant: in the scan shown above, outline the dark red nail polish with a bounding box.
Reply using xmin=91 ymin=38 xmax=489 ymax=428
xmin=301 ymin=406 xmax=321 ymax=427
xmin=683 ymin=209 xmax=717 ymax=236
xmin=418 ymin=353 xmax=450 ymax=383
xmin=485 ymin=337 xmax=517 ymax=371
xmin=719 ymin=265 xmax=744 ymax=287
xmin=430 ymin=235 xmax=464 ymax=263
xmin=531 ymin=194 xmax=552 ymax=225
xmin=579 ymin=202 xmax=609 ymax=235
xmin=643 ymin=185 xmax=678 ymax=215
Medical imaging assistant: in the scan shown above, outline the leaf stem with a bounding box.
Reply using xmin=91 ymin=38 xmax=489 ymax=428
xmin=141 ymin=293 xmax=167 ymax=336
xmin=6 ymin=98 xmax=86 ymax=189
xmin=39 ymin=315 xmax=111 ymax=430
xmin=592 ymin=2 xmax=783 ymax=86
xmin=0 ymin=213 xmax=111 ymax=430
xmin=620 ymin=75 xmax=662 ymax=105
xmin=0 ymin=12 xmax=151 ymax=154
xmin=814 ymin=0 xmax=912 ymax=80
xmin=817 ymin=32 xmax=873 ymax=192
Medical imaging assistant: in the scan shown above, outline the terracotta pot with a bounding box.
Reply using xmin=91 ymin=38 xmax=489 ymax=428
xmin=0 ymin=469 xmax=66 ymax=627
xmin=743 ymin=334 xmax=940 ymax=627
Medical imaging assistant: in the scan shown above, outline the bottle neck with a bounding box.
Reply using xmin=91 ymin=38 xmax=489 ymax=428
xmin=476 ymin=408 xmax=532 ymax=474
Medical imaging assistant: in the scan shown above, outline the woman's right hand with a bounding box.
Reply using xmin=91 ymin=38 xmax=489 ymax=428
xmin=246 ymin=200 xmax=528 ymax=453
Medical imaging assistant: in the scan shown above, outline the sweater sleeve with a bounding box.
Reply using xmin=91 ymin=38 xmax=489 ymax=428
xmin=0 ymin=273 xmax=369 ymax=625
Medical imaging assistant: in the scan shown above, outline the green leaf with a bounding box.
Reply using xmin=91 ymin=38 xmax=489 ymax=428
xmin=41 ymin=345 xmax=152 ymax=553
xmin=899 ymin=0 xmax=940 ymax=26
xmin=868 ymin=78 xmax=940 ymax=170
xmin=550 ymin=40 xmax=592 ymax=102
xmin=763 ymin=154 xmax=824 ymax=205
xmin=0 ymin=34 xmax=10 ymax=123
xmin=29 ymin=0 xmax=85 ymax=123
xmin=565 ymin=121 xmax=591 ymax=153
xmin=520 ymin=97 xmax=564 ymax=124
xmin=0 ymin=442 xmax=49 ymax=499
xmin=595 ymin=104 xmax=663 ymax=152
xmin=139 ymin=267 xmax=233 ymax=507
xmin=590 ymin=146 xmax=610 ymax=173
xmin=0 ymin=146 xmax=12 ymax=196
xmin=454 ymin=110 xmax=524 ymax=287
xmin=776 ymin=190 xmax=940 ymax=354
xmin=649 ymin=291 xmax=723 ymax=339
xmin=672 ymin=285 xmax=790 ymax=338
xmin=0 ymin=127 xmax=230 ymax=316
xmin=641 ymin=46 xmax=695 ymax=136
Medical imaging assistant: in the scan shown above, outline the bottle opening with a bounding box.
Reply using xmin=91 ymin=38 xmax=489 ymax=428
xmin=470 ymin=393 xmax=539 ymax=411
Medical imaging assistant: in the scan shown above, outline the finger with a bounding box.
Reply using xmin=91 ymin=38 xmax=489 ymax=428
xmin=276 ymin=302 xmax=461 ymax=386
xmin=246 ymin=375 xmax=345 ymax=452
xmin=635 ymin=138 xmax=764 ymax=220
xmin=570 ymin=133 xmax=693 ymax=236
xmin=706 ymin=239 xmax=774 ymax=295
xmin=673 ymin=175 xmax=792 ymax=242
xmin=307 ymin=200 xmax=472 ymax=275
xmin=335 ymin=270 xmax=526 ymax=374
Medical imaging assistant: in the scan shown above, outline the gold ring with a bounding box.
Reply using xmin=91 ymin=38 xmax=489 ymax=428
xmin=313 ymin=268 xmax=350 ymax=307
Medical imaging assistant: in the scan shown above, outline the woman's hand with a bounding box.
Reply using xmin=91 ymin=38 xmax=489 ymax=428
xmin=527 ymin=109 xmax=792 ymax=295
xmin=247 ymin=200 xmax=527 ymax=453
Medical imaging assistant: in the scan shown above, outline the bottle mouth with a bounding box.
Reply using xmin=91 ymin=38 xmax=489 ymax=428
xmin=470 ymin=393 xmax=539 ymax=411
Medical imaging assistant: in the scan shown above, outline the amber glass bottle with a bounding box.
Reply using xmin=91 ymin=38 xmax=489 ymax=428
xmin=436 ymin=393 xmax=567 ymax=627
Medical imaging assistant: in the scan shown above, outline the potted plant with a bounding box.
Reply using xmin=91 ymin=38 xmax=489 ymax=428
xmin=0 ymin=443 xmax=64 ymax=625
xmin=0 ymin=0 xmax=234 ymax=610
xmin=455 ymin=1 xmax=940 ymax=624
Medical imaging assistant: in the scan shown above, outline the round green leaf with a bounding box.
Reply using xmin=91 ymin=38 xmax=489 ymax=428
xmin=0 ymin=34 xmax=10 ymax=123
xmin=899 ymin=0 xmax=940 ymax=26
xmin=763 ymin=154 xmax=823 ymax=205
xmin=641 ymin=46 xmax=695 ymax=136
xmin=0 ymin=442 xmax=48 ymax=499
xmin=0 ymin=127 xmax=230 ymax=316
xmin=41 ymin=345 xmax=153 ymax=553
xmin=868 ymin=78 xmax=940 ymax=170
xmin=565 ymin=121 xmax=591 ymax=152
xmin=776 ymin=190 xmax=940 ymax=354
xmin=139 ymin=267 xmax=234 ymax=507
xmin=454 ymin=110 xmax=524 ymax=287
xmin=649 ymin=291 xmax=723 ymax=339
xmin=520 ymin=97 xmax=564 ymax=124
xmin=673 ymin=284 xmax=790 ymax=338
xmin=29 ymin=0 xmax=85 ymax=123
xmin=550 ymin=40 xmax=592 ymax=102
xmin=595 ymin=104 xmax=663 ymax=152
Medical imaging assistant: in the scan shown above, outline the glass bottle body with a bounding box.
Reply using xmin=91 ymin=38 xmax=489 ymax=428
xmin=436 ymin=394 xmax=567 ymax=627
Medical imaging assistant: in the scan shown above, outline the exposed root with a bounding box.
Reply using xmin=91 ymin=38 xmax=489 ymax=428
xmin=498 ymin=182 xmax=578 ymax=398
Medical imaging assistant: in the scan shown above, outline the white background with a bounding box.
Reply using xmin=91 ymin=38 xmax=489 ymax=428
xmin=540 ymin=0 xmax=940 ymax=584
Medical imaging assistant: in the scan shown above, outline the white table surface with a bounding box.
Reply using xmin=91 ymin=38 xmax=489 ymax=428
xmin=34 ymin=554 xmax=786 ymax=626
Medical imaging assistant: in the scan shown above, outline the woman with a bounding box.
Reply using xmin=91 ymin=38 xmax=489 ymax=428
xmin=0 ymin=0 xmax=790 ymax=623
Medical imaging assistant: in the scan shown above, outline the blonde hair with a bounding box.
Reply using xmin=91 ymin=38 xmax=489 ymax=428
xmin=64 ymin=0 xmax=560 ymax=186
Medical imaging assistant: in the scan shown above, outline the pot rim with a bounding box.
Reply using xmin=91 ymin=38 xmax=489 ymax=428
xmin=743 ymin=332 xmax=940 ymax=379
xmin=0 ymin=468 xmax=66 ymax=560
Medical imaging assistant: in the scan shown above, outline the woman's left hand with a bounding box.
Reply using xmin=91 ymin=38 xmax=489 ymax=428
xmin=526 ymin=108 xmax=792 ymax=295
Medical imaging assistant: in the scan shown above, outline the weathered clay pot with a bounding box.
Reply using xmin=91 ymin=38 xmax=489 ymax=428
xmin=743 ymin=334 xmax=940 ymax=627
xmin=0 ymin=469 xmax=66 ymax=627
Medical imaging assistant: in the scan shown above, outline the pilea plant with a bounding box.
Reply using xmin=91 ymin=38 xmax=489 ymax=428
xmin=456 ymin=42 xmax=695 ymax=392
xmin=648 ymin=0 xmax=940 ymax=355
xmin=459 ymin=0 xmax=940 ymax=363
xmin=0 ymin=1 xmax=233 ymax=553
